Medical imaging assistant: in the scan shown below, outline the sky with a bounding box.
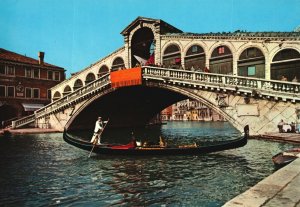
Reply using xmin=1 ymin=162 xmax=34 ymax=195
xmin=1 ymin=0 xmax=299 ymax=77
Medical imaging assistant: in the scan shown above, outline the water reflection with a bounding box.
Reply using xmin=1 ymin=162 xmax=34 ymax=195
xmin=0 ymin=122 xmax=298 ymax=206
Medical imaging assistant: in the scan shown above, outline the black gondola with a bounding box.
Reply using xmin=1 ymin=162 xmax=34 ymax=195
xmin=63 ymin=125 xmax=249 ymax=156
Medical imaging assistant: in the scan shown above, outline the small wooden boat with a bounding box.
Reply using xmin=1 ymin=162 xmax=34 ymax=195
xmin=272 ymin=148 xmax=300 ymax=168
xmin=63 ymin=125 xmax=249 ymax=156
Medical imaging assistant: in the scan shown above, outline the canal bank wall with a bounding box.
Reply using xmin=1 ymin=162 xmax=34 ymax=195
xmin=223 ymin=158 xmax=300 ymax=207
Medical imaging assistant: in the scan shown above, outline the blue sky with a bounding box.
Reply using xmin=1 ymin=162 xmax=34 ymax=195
xmin=1 ymin=0 xmax=299 ymax=77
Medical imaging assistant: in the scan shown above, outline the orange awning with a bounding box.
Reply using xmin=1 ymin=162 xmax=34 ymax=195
xmin=110 ymin=67 xmax=142 ymax=88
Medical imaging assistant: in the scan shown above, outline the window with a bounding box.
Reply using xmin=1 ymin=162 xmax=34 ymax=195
xmin=7 ymin=86 xmax=15 ymax=97
xmin=0 ymin=64 xmax=5 ymax=74
xmin=47 ymin=90 xmax=51 ymax=99
xmin=192 ymin=45 xmax=198 ymax=53
xmin=25 ymin=68 xmax=31 ymax=77
xmin=47 ymin=71 xmax=53 ymax=80
xmin=54 ymin=71 xmax=60 ymax=81
xmin=248 ymin=66 xmax=256 ymax=76
xmin=25 ymin=88 xmax=32 ymax=98
xmin=218 ymin=47 xmax=225 ymax=54
xmin=33 ymin=69 xmax=40 ymax=78
xmin=33 ymin=88 xmax=39 ymax=99
xmin=0 ymin=85 xmax=5 ymax=97
xmin=7 ymin=66 xmax=15 ymax=75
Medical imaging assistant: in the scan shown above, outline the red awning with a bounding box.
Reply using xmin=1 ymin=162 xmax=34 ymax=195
xmin=110 ymin=67 xmax=142 ymax=88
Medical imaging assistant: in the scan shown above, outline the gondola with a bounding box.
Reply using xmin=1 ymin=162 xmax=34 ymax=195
xmin=63 ymin=125 xmax=249 ymax=156
xmin=272 ymin=148 xmax=300 ymax=168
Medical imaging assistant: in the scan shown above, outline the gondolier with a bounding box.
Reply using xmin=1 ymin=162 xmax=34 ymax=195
xmin=90 ymin=117 xmax=104 ymax=144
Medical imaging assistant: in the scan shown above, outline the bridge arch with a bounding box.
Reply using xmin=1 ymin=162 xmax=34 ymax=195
xmin=63 ymin=85 xmax=72 ymax=97
xmin=85 ymin=73 xmax=96 ymax=84
xmin=162 ymin=42 xmax=182 ymax=69
xmin=111 ymin=57 xmax=125 ymax=71
xmin=237 ymin=47 xmax=266 ymax=78
xmin=73 ymin=79 xmax=83 ymax=91
xmin=64 ymin=81 xmax=242 ymax=132
xmin=52 ymin=91 xmax=61 ymax=101
xmin=270 ymin=48 xmax=300 ymax=81
xmin=209 ymin=44 xmax=234 ymax=74
xmin=183 ymin=44 xmax=207 ymax=71
xmin=98 ymin=65 xmax=109 ymax=77
xmin=130 ymin=27 xmax=154 ymax=67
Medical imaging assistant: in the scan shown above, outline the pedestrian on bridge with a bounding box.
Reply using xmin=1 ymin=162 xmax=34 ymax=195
xmin=278 ymin=119 xmax=285 ymax=133
xmin=90 ymin=117 xmax=104 ymax=144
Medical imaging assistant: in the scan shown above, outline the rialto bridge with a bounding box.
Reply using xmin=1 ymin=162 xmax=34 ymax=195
xmin=12 ymin=17 xmax=300 ymax=135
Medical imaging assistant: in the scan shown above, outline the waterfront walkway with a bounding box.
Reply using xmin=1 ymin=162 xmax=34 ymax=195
xmin=223 ymin=158 xmax=300 ymax=207
xmin=0 ymin=128 xmax=60 ymax=136
xmin=254 ymin=132 xmax=300 ymax=144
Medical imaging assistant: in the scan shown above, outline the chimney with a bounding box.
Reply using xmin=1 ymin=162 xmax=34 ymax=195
xmin=38 ymin=51 xmax=45 ymax=65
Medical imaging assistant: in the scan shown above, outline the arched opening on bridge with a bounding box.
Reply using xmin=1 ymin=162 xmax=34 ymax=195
xmin=111 ymin=57 xmax=125 ymax=71
xmin=271 ymin=48 xmax=300 ymax=81
xmin=98 ymin=65 xmax=109 ymax=78
xmin=209 ymin=45 xmax=233 ymax=74
xmin=131 ymin=27 xmax=154 ymax=67
xmin=68 ymin=86 xmax=188 ymax=130
xmin=238 ymin=47 xmax=265 ymax=78
xmin=63 ymin=85 xmax=72 ymax=97
xmin=53 ymin=91 xmax=61 ymax=101
xmin=184 ymin=45 xmax=205 ymax=71
xmin=85 ymin=73 xmax=96 ymax=84
xmin=73 ymin=79 xmax=83 ymax=91
xmin=163 ymin=44 xmax=181 ymax=69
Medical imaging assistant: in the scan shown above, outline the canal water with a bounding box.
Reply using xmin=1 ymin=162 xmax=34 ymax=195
xmin=0 ymin=122 xmax=298 ymax=206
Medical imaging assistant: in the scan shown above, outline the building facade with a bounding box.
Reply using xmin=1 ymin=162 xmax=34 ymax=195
xmin=161 ymin=99 xmax=226 ymax=121
xmin=0 ymin=48 xmax=65 ymax=127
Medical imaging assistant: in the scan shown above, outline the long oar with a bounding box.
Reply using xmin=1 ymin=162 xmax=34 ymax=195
xmin=88 ymin=119 xmax=109 ymax=158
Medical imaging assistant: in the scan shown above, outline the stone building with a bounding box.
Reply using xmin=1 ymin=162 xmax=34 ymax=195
xmin=161 ymin=99 xmax=226 ymax=121
xmin=0 ymin=48 xmax=65 ymax=127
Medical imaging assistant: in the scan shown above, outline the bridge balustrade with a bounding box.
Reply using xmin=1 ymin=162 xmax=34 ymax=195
xmin=142 ymin=66 xmax=300 ymax=100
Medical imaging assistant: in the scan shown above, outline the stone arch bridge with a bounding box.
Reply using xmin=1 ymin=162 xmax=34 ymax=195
xmin=13 ymin=66 xmax=300 ymax=135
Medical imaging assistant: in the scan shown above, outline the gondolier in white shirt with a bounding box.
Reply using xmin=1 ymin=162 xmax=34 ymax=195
xmin=90 ymin=116 xmax=104 ymax=144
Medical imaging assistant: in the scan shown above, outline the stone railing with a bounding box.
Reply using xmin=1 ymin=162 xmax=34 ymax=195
xmin=142 ymin=66 xmax=300 ymax=101
xmin=12 ymin=73 xmax=111 ymax=129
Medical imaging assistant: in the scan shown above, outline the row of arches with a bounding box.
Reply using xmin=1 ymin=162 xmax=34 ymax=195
xmin=53 ymin=44 xmax=299 ymax=101
xmin=162 ymin=43 xmax=300 ymax=81
xmin=53 ymin=58 xmax=127 ymax=100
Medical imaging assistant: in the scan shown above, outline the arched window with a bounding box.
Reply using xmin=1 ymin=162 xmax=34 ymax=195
xmin=98 ymin=65 xmax=109 ymax=78
xmin=131 ymin=27 xmax=154 ymax=67
xmin=238 ymin=47 xmax=265 ymax=78
xmin=85 ymin=73 xmax=96 ymax=84
xmin=271 ymin=49 xmax=300 ymax=81
xmin=209 ymin=45 xmax=233 ymax=74
xmin=184 ymin=45 xmax=205 ymax=71
xmin=73 ymin=79 xmax=83 ymax=91
xmin=53 ymin=91 xmax=61 ymax=101
xmin=163 ymin=44 xmax=181 ymax=69
xmin=63 ymin=85 xmax=72 ymax=96
xmin=111 ymin=57 xmax=125 ymax=71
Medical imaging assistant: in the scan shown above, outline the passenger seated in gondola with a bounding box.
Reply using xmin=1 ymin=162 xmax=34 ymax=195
xmin=130 ymin=132 xmax=137 ymax=148
xmin=159 ymin=136 xmax=167 ymax=147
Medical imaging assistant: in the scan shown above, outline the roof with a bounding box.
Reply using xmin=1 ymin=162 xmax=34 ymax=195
xmin=0 ymin=48 xmax=64 ymax=70
xmin=121 ymin=16 xmax=183 ymax=35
